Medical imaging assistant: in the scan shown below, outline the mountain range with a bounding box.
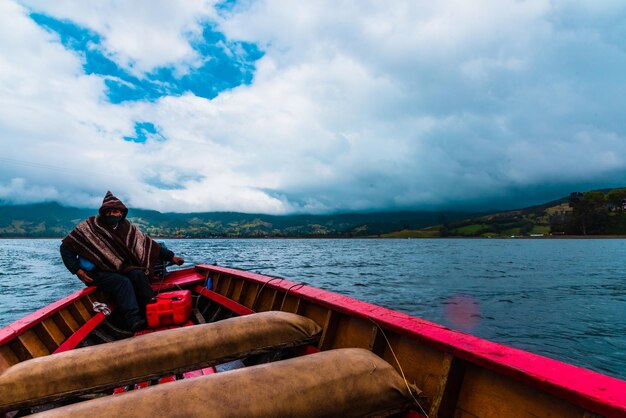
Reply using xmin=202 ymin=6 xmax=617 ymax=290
xmin=0 ymin=202 xmax=475 ymax=238
xmin=2 ymin=187 xmax=624 ymax=238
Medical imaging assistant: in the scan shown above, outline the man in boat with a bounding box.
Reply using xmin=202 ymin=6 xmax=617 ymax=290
xmin=59 ymin=191 xmax=184 ymax=332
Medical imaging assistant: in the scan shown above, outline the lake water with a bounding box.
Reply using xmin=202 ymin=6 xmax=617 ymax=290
xmin=0 ymin=238 xmax=624 ymax=380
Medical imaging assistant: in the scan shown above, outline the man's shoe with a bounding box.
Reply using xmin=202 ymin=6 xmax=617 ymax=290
xmin=129 ymin=319 xmax=147 ymax=333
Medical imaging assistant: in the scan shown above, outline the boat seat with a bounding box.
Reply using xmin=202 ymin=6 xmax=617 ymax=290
xmin=31 ymin=348 xmax=420 ymax=418
xmin=0 ymin=311 xmax=321 ymax=413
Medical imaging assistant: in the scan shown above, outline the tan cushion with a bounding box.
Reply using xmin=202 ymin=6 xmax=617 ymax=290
xmin=0 ymin=311 xmax=321 ymax=412
xmin=32 ymin=348 xmax=418 ymax=418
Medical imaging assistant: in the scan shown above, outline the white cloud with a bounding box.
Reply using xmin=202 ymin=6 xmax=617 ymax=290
xmin=2 ymin=1 xmax=626 ymax=213
xmin=21 ymin=0 xmax=219 ymax=75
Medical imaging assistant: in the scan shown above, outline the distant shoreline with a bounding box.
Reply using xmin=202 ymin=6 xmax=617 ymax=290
xmin=2 ymin=235 xmax=626 ymax=240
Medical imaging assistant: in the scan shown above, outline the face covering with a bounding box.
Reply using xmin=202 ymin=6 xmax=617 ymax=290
xmin=104 ymin=215 xmax=123 ymax=225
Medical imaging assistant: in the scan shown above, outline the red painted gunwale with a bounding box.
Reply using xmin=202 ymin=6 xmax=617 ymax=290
xmin=53 ymin=312 xmax=108 ymax=353
xmin=193 ymin=286 xmax=255 ymax=316
xmin=0 ymin=287 xmax=96 ymax=346
xmin=190 ymin=264 xmax=626 ymax=418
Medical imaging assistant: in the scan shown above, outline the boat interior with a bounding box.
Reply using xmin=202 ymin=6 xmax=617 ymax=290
xmin=0 ymin=264 xmax=624 ymax=417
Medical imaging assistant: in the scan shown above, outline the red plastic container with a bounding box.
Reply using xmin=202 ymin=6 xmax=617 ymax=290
xmin=146 ymin=290 xmax=192 ymax=328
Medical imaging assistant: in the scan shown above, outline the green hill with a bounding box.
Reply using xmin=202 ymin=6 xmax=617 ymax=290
xmin=383 ymin=187 xmax=626 ymax=238
xmin=0 ymin=202 xmax=475 ymax=238
xmin=3 ymin=187 xmax=625 ymax=238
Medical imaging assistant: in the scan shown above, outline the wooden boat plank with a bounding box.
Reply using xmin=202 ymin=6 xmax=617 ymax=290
xmin=299 ymin=301 xmax=332 ymax=335
xmin=0 ymin=288 xmax=96 ymax=345
xmin=58 ymin=309 xmax=80 ymax=333
xmin=241 ymin=282 xmax=260 ymax=308
xmin=261 ymin=288 xmax=280 ymax=312
xmin=214 ymin=273 xmax=227 ymax=294
xmin=17 ymin=330 xmax=49 ymax=358
xmin=380 ymin=333 xmax=445 ymax=411
xmin=40 ymin=318 xmax=67 ymax=346
xmin=241 ymin=280 xmax=258 ymax=309
xmin=231 ymin=279 xmax=245 ymax=302
xmin=0 ymin=346 xmax=19 ymax=372
xmin=211 ymin=272 xmax=223 ymax=290
xmin=272 ymin=288 xmax=288 ymax=310
xmin=33 ymin=322 xmax=62 ymax=353
xmin=52 ymin=313 xmax=74 ymax=336
xmin=456 ymin=363 xmax=588 ymax=417
xmin=368 ymin=325 xmax=387 ymax=355
xmin=75 ymin=299 xmax=94 ymax=321
xmin=318 ymin=310 xmax=338 ymax=350
xmin=429 ymin=353 xmax=466 ymax=418
xmin=329 ymin=314 xmax=373 ymax=350
xmin=7 ymin=338 xmax=32 ymax=361
xmin=194 ymin=265 xmax=626 ymax=417
xmin=67 ymin=303 xmax=89 ymax=325
xmin=251 ymin=279 xmax=286 ymax=311
xmin=53 ymin=313 xmax=107 ymax=353
xmin=280 ymin=294 xmax=302 ymax=314
xmin=224 ymin=275 xmax=236 ymax=298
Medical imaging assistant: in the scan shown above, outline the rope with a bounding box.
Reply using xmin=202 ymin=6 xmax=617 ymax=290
xmin=258 ymin=277 xmax=284 ymax=294
xmin=251 ymin=277 xmax=284 ymax=311
xmin=92 ymin=302 xmax=111 ymax=316
xmin=367 ymin=317 xmax=430 ymax=418
xmin=280 ymin=282 xmax=307 ymax=310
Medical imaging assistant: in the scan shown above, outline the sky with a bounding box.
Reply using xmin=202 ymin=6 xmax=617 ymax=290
xmin=1 ymin=1 xmax=626 ymax=214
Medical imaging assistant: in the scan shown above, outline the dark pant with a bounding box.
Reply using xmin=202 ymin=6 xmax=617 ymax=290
xmin=90 ymin=269 xmax=155 ymax=326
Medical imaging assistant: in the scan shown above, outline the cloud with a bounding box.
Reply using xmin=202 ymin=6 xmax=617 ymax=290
xmin=1 ymin=1 xmax=626 ymax=213
xmin=21 ymin=0 xmax=217 ymax=75
xmin=28 ymin=10 xmax=262 ymax=103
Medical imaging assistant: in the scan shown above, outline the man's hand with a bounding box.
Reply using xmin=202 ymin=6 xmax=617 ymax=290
xmin=76 ymin=269 xmax=94 ymax=284
xmin=171 ymin=256 xmax=184 ymax=266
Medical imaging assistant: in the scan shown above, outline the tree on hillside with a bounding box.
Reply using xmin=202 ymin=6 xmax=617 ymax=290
xmin=569 ymin=191 xmax=609 ymax=235
xmin=606 ymin=188 xmax=626 ymax=212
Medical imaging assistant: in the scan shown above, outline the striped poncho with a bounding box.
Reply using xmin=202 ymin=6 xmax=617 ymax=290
xmin=62 ymin=191 xmax=162 ymax=278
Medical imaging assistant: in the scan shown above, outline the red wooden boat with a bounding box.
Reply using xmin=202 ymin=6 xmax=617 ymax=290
xmin=1 ymin=264 xmax=625 ymax=417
